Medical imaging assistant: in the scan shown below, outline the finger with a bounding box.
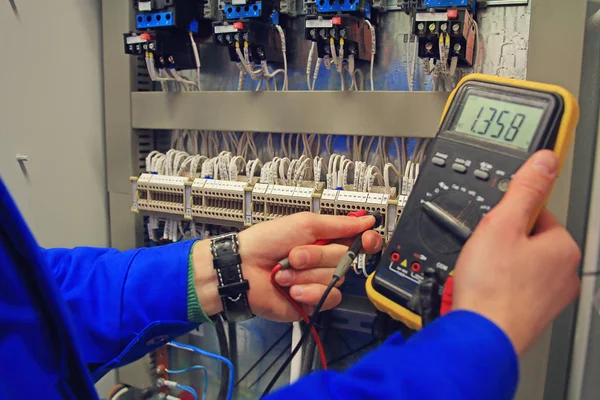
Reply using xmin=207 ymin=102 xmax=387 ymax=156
xmin=289 ymin=284 xmax=342 ymax=311
xmin=301 ymin=213 xmax=376 ymax=241
xmin=362 ymin=230 xmax=383 ymax=254
xmin=494 ymin=150 xmax=558 ymax=233
xmin=334 ymin=231 xmax=382 ymax=253
xmin=289 ymin=243 xmax=349 ymax=270
xmin=275 ymin=267 xmax=345 ymax=287
xmin=531 ymin=209 xmax=561 ymax=235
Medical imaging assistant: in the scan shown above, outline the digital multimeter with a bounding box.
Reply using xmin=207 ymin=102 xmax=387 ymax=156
xmin=366 ymin=74 xmax=579 ymax=330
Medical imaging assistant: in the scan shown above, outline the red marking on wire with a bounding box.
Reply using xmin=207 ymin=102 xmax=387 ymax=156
xmin=440 ymin=275 xmax=454 ymax=316
xmin=270 ymin=264 xmax=328 ymax=370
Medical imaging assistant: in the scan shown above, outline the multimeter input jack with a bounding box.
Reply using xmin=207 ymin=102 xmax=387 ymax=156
xmin=411 ymin=262 xmax=421 ymax=273
xmin=391 ymin=252 xmax=401 ymax=263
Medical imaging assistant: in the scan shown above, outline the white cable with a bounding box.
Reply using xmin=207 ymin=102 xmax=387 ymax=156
xmin=168 ymin=68 xmax=199 ymax=89
xmin=279 ymin=157 xmax=291 ymax=185
xmin=307 ymin=41 xmax=316 ymax=90
xmin=364 ymin=19 xmax=376 ymax=91
xmin=383 ymin=163 xmax=400 ymax=194
xmin=347 ymin=54 xmax=356 ymax=91
xmin=473 ymin=20 xmax=484 ymax=74
xmin=406 ymin=34 xmax=418 ymax=92
xmin=342 ymin=159 xmax=353 ymax=188
xmin=110 ymin=387 xmax=130 ymax=400
xmin=229 ymin=156 xmax=245 ymax=181
xmin=189 ymin=32 xmax=201 ymax=90
xmin=274 ymin=25 xmax=288 ymax=91
xmin=290 ymin=322 xmax=303 ymax=383
xmin=235 ymin=47 xmax=263 ymax=78
xmin=312 ymin=58 xmax=322 ymax=91
xmin=145 ymin=150 xmax=161 ymax=173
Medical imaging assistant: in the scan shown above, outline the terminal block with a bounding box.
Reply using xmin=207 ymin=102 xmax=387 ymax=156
xmin=412 ymin=8 xmax=476 ymax=67
xmin=305 ymin=15 xmax=373 ymax=62
xmin=423 ymin=0 xmax=470 ymax=7
xmin=221 ymin=0 xmax=278 ymax=20
xmin=251 ymin=183 xmax=325 ymax=223
xmin=135 ymin=0 xmax=213 ymax=31
xmin=319 ymin=187 xmax=399 ymax=240
xmin=314 ymin=0 xmax=371 ymax=17
xmin=213 ymin=19 xmax=285 ymax=63
xmin=191 ymin=178 xmax=255 ymax=226
xmin=124 ymin=30 xmax=208 ymax=69
xmin=131 ymin=174 xmax=191 ymax=219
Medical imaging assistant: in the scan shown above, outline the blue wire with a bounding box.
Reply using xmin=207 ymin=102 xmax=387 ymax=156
xmin=170 ymin=341 xmax=234 ymax=400
xmin=175 ymin=383 xmax=198 ymax=400
xmin=167 ymin=366 xmax=209 ymax=400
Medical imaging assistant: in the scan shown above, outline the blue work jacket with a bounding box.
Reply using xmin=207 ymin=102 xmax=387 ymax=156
xmin=0 ymin=178 xmax=519 ymax=400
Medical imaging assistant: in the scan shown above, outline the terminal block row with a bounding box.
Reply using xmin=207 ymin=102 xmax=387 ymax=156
xmin=131 ymin=174 xmax=403 ymax=240
xmin=251 ymin=182 xmax=324 ymax=223
xmin=132 ymin=173 xmax=254 ymax=226
xmin=320 ymin=187 xmax=398 ymax=239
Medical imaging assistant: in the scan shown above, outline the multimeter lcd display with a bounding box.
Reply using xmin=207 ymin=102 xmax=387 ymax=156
xmin=453 ymin=95 xmax=546 ymax=150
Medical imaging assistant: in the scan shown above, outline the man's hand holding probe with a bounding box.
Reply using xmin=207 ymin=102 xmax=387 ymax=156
xmin=191 ymin=213 xmax=383 ymax=322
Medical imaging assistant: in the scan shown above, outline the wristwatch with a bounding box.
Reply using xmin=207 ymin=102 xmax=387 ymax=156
xmin=210 ymin=232 xmax=254 ymax=322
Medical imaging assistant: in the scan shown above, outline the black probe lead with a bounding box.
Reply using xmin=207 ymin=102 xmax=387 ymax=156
xmin=262 ymin=212 xmax=382 ymax=396
xmin=261 ymin=276 xmax=339 ymax=396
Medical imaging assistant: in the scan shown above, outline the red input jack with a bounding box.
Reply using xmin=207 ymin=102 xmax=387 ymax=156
xmin=410 ymin=262 xmax=421 ymax=273
xmin=391 ymin=252 xmax=401 ymax=263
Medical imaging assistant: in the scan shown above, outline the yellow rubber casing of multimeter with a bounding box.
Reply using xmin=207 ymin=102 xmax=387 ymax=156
xmin=366 ymin=74 xmax=579 ymax=330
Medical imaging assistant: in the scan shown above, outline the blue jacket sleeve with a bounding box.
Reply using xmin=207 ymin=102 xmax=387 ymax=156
xmin=40 ymin=241 xmax=201 ymax=381
xmin=268 ymin=311 xmax=519 ymax=400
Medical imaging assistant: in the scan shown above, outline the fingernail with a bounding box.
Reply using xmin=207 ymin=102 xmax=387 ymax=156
xmin=533 ymin=152 xmax=558 ymax=176
xmin=290 ymin=286 xmax=304 ymax=298
xmin=295 ymin=250 xmax=309 ymax=266
xmin=276 ymin=269 xmax=295 ymax=285
xmin=359 ymin=215 xmax=375 ymax=222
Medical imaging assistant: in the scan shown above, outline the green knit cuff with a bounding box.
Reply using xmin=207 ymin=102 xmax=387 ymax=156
xmin=187 ymin=240 xmax=213 ymax=324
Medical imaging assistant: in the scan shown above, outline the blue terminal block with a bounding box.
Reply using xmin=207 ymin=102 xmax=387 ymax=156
xmin=224 ymin=3 xmax=263 ymax=20
xmin=317 ymin=0 xmax=358 ymax=13
xmin=424 ymin=0 xmax=469 ymax=7
xmin=136 ymin=12 xmax=175 ymax=29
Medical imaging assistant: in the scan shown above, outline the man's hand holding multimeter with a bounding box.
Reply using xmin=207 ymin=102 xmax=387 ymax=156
xmin=367 ymin=74 xmax=580 ymax=334
xmin=452 ymin=150 xmax=580 ymax=354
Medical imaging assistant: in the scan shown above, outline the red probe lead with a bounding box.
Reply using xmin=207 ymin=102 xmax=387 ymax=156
xmin=270 ymin=264 xmax=328 ymax=369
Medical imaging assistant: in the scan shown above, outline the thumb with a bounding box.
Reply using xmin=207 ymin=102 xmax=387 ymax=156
xmin=495 ymin=150 xmax=558 ymax=232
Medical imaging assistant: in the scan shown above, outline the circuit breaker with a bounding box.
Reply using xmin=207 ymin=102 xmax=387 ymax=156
xmin=412 ymin=6 xmax=476 ymax=67
xmin=212 ymin=0 xmax=288 ymax=66
xmin=213 ymin=18 xmax=285 ymax=63
xmin=305 ymin=15 xmax=373 ymax=62
xmin=124 ymin=30 xmax=207 ymax=70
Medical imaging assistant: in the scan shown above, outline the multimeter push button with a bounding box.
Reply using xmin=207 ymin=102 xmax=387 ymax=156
xmin=452 ymin=163 xmax=467 ymax=173
xmin=474 ymin=169 xmax=490 ymax=181
xmin=432 ymin=157 xmax=446 ymax=167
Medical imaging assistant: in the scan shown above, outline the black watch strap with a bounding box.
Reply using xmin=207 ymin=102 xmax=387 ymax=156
xmin=210 ymin=233 xmax=254 ymax=322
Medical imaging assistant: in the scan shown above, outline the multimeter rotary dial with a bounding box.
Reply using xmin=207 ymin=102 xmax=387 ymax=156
xmin=418 ymin=190 xmax=482 ymax=255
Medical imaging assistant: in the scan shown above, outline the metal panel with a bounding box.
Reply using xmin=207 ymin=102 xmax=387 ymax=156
xmin=103 ymin=0 xmax=137 ymax=196
xmin=108 ymin=192 xmax=145 ymax=250
xmin=525 ymin=0 xmax=589 ymax=399
xmin=131 ymin=91 xmax=448 ymax=137
xmin=568 ymin=5 xmax=600 ymax=400
xmin=102 ymin=0 xmax=144 ymax=250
